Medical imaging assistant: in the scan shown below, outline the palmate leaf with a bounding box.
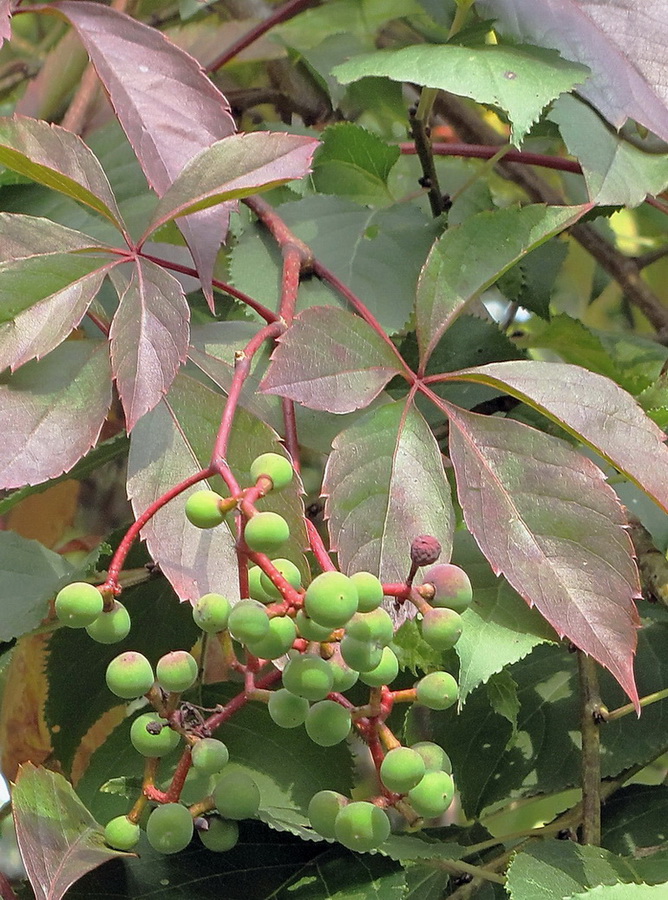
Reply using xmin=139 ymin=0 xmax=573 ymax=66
xmin=476 ymin=0 xmax=668 ymax=143
xmin=444 ymin=404 xmax=640 ymax=703
xmin=261 ymin=306 xmax=403 ymax=413
xmin=50 ymin=0 xmax=237 ymax=305
xmin=0 ymin=339 xmax=112 ymax=489
xmin=109 ymin=258 xmax=189 ymax=431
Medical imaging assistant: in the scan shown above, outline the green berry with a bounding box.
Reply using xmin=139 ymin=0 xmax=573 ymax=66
xmin=345 ymin=608 xmax=394 ymax=646
xmin=130 ymin=713 xmax=180 ymax=758
xmin=339 ymin=635 xmax=382 ymax=673
xmin=282 ymin=654 xmax=334 ymax=701
xmin=250 ymin=453 xmax=294 ymax=492
xmin=407 ymin=770 xmax=455 ymax=818
xmin=295 ymin=610 xmax=332 ymax=641
xmin=106 ymin=651 xmax=155 ymax=699
xmin=350 ymin=572 xmax=384 ymax=613
xmin=85 ymin=601 xmax=131 ymax=644
xmin=198 ymin=817 xmax=239 ymax=852
xmin=268 ymin=688 xmax=310 ymax=728
xmin=244 ymin=512 xmax=290 ymax=554
xmin=248 ymin=567 xmax=273 ymax=604
xmin=419 ymin=608 xmax=463 ymax=651
xmin=55 ymin=582 xmax=104 ymax=628
xmin=328 ymin=652 xmax=359 ymax=692
xmin=228 ymin=600 xmax=270 ymax=645
xmin=421 ymin=564 xmax=473 ymax=614
xmin=104 ymin=815 xmax=141 ymax=851
xmin=156 ymin=650 xmax=198 ymax=693
xmin=410 ymin=742 xmax=452 ymax=774
xmin=416 ymin=671 xmax=458 ymax=711
xmin=246 ymin=615 xmax=297 ymax=659
xmin=213 ymin=771 xmax=260 ymax=820
xmin=179 ymin=768 xmax=214 ymax=805
xmin=334 ymin=802 xmax=391 ymax=852
xmin=185 ymin=490 xmax=226 ymax=529
xmin=259 ymin=558 xmax=302 ymax=599
xmin=304 ymin=572 xmax=359 ymax=629
xmin=359 ymin=646 xmax=399 ymax=687
xmin=191 ymin=738 xmax=229 ymax=774
xmin=193 ymin=593 xmax=231 ymax=633
xmin=380 ymin=747 xmax=426 ymax=794
xmin=146 ymin=803 xmax=193 ymax=854
xmin=305 ymin=700 xmax=351 ymax=747
xmin=308 ymin=790 xmax=348 ymax=838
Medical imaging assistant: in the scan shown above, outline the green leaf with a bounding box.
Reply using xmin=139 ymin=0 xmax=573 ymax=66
xmin=324 ymin=399 xmax=454 ymax=596
xmin=568 ymin=887 xmax=668 ymax=900
xmin=486 ymin=670 xmax=520 ymax=744
xmin=333 ymin=43 xmax=589 ymax=145
xmin=312 ymin=122 xmax=400 ymax=206
xmin=415 ymin=204 xmax=589 ymax=366
xmin=392 ymin=619 xmax=444 ymax=674
xmin=511 ymin=239 xmax=569 ymax=319
xmin=602 ymin=784 xmax=668 ymax=858
xmin=12 ymin=763 xmax=127 ymax=900
xmin=261 ymin=306 xmax=403 ymax=413
xmin=380 ymin=833 xmax=465 ymax=862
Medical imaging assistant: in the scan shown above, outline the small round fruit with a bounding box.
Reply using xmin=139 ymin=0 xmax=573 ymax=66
xmin=191 ymin=738 xmax=229 ymax=774
xmin=213 ymin=771 xmax=260 ymax=820
xmin=419 ymin=608 xmax=463 ymax=651
xmin=259 ymin=558 xmax=302 ymax=599
xmin=349 ymin=572 xmax=384 ymax=613
xmin=305 ymin=572 xmax=359 ymax=629
xmin=282 ymin=654 xmax=334 ymax=701
xmin=421 ymin=564 xmax=473 ymax=614
xmin=146 ymin=803 xmax=193 ymax=854
xmin=185 ymin=490 xmax=226 ymax=529
xmin=248 ymin=567 xmax=273 ymax=604
xmin=198 ymin=817 xmax=239 ymax=852
xmin=246 ymin=615 xmax=297 ymax=659
xmin=308 ymin=790 xmax=348 ymax=838
xmin=339 ymin=635 xmax=382 ymax=673
xmin=179 ymin=768 xmax=214 ymax=805
xmin=268 ymin=688 xmax=310 ymax=728
xmin=359 ymin=646 xmax=399 ymax=687
xmin=106 ymin=651 xmax=154 ymax=699
xmin=380 ymin=747 xmax=425 ymax=794
xmin=156 ymin=650 xmax=198 ymax=693
xmin=416 ymin=671 xmax=458 ymax=710
xmin=193 ymin=593 xmax=231 ymax=633
xmin=411 ymin=535 xmax=442 ymax=567
xmin=328 ymin=652 xmax=359 ymax=692
xmin=407 ymin=770 xmax=455 ymax=818
xmin=295 ymin=610 xmax=332 ymax=641
xmin=250 ymin=453 xmax=294 ymax=492
xmin=130 ymin=713 xmax=180 ymax=758
xmin=334 ymin=802 xmax=391 ymax=853
xmin=244 ymin=512 xmax=290 ymax=554
xmin=85 ymin=601 xmax=131 ymax=644
xmin=55 ymin=582 xmax=103 ymax=628
xmin=305 ymin=700 xmax=351 ymax=747
xmin=104 ymin=815 xmax=140 ymax=851
xmin=410 ymin=741 xmax=452 ymax=774
xmin=345 ymin=608 xmax=394 ymax=646
xmin=228 ymin=600 xmax=270 ymax=645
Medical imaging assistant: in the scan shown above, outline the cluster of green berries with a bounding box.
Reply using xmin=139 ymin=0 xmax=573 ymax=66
xmin=54 ymin=582 xmax=131 ymax=643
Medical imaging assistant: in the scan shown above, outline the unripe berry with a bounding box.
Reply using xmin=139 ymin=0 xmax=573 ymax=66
xmin=339 ymin=635 xmax=382 ymax=673
xmin=185 ymin=490 xmax=226 ymax=529
xmin=179 ymin=769 xmax=215 ymax=806
xmin=421 ymin=564 xmax=473 ymax=614
xmin=349 ymin=572 xmax=384 ymax=613
xmin=308 ymin=790 xmax=348 ymax=838
xmin=410 ymin=741 xmax=452 ymax=774
xmin=380 ymin=747 xmax=425 ymax=794
xmin=282 ymin=654 xmax=334 ymax=701
xmin=156 ymin=650 xmax=198 ymax=693
xmin=191 ymin=738 xmax=230 ymax=774
xmin=334 ymin=802 xmax=391 ymax=852
xmin=359 ymin=646 xmax=399 ymax=687
xmin=130 ymin=713 xmax=180 ymax=758
xmin=328 ymin=651 xmax=359 ymax=692
xmin=55 ymin=582 xmax=103 ymax=628
xmin=419 ymin=608 xmax=463 ymax=651
xmin=146 ymin=803 xmax=193 ymax=854
xmin=416 ymin=671 xmax=458 ymax=710
xmin=228 ymin=599 xmax=270 ymax=645
xmin=246 ymin=615 xmax=297 ymax=659
xmin=410 ymin=535 xmax=442 ymax=567
xmin=259 ymin=558 xmax=302 ymax=599
xmin=295 ymin=610 xmax=332 ymax=641
xmin=407 ymin=770 xmax=455 ymax=818
xmin=192 ymin=593 xmax=231 ymax=633
xmin=198 ymin=817 xmax=239 ymax=852
xmin=250 ymin=453 xmax=294 ymax=492
xmin=345 ymin=608 xmax=394 ymax=646
xmin=305 ymin=700 xmax=351 ymax=747
xmin=248 ymin=566 xmax=274 ymax=604
xmin=213 ymin=771 xmax=261 ymax=820
xmin=106 ymin=651 xmax=155 ymax=699
xmin=268 ymin=688 xmax=310 ymax=728
xmin=244 ymin=512 xmax=290 ymax=554
xmin=85 ymin=601 xmax=131 ymax=644
xmin=104 ymin=815 xmax=141 ymax=851
xmin=304 ymin=572 xmax=358 ymax=629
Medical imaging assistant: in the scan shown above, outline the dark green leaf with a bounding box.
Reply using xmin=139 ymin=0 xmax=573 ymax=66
xmin=602 ymin=784 xmax=668 ymax=857
xmin=312 ymin=122 xmax=400 ymax=206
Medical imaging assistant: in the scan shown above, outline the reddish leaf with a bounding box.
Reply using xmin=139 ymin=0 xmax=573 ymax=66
xmin=144 ymin=132 xmax=319 ymax=237
xmin=109 ymin=258 xmax=189 ymax=431
xmin=51 ymin=1 xmax=237 ymax=305
xmin=477 ymin=0 xmax=668 ymax=142
xmin=0 ymin=0 xmax=11 ymax=47
xmin=0 ymin=116 xmax=124 ymax=230
xmin=261 ymin=306 xmax=403 ymax=413
xmin=445 ymin=404 xmax=640 ymax=704
xmin=443 ymin=361 xmax=668 ymax=514
xmin=13 ymin=763 xmax=127 ymax=900
xmin=0 ymin=212 xmax=102 ymax=258
xmin=0 ymin=339 xmax=112 ymax=489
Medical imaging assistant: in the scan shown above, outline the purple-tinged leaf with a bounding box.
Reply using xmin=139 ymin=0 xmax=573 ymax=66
xmin=261 ymin=306 xmax=403 ymax=413
xmin=51 ymin=1 xmax=236 ymax=305
xmin=477 ymin=0 xmax=668 ymax=143
xmin=416 ymin=204 xmax=589 ymax=367
xmin=445 ymin=404 xmax=640 ymax=704
xmin=442 ymin=361 xmax=668 ymax=515
xmin=0 ymin=212 xmax=103 ymax=258
xmin=13 ymin=763 xmax=127 ymax=900
xmin=109 ymin=259 xmax=189 ymax=431
xmin=0 ymin=0 xmax=11 ymax=47
xmin=323 ymin=399 xmax=454 ymax=615
xmin=0 ymin=116 xmax=125 ymax=230
xmin=0 ymin=339 xmax=112 ymax=489
xmin=144 ymin=132 xmax=319 ymax=237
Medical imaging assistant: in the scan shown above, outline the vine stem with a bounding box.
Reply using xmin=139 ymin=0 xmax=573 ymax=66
xmin=606 ymin=686 xmax=668 ymax=721
xmin=305 ymin=518 xmax=336 ymax=571
xmin=204 ymin=668 xmax=282 ymax=733
xmin=399 ymin=141 xmax=584 ymax=175
xmin=577 ymin=651 xmax=603 ymax=845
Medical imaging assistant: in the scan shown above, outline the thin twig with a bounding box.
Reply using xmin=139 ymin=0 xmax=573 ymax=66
xmin=577 ymin=651 xmax=603 ymax=845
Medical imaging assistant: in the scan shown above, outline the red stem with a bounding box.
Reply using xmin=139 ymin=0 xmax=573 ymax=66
xmin=204 ymin=668 xmax=282 ymax=733
xmin=306 ymin=518 xmax=336 ymax=571
xmin=400 ymin=141 xmax=584 ymax=175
